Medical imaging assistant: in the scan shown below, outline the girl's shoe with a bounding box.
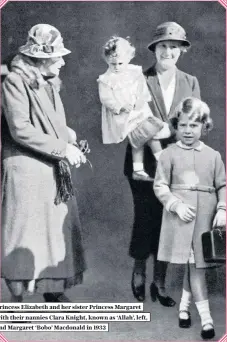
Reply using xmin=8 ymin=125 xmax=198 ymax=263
xmin=132 ymin=171 xmax=154 ymax=182
xmin=201 ymin=324 xmax=215 ymax=340
xmin=179 ymin=310 xmax=191 ymax=328
xmin=150 ymin=282 xmax=176 ymax=307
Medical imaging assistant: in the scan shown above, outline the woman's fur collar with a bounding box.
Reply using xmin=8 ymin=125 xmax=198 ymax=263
xmin=10 ymin=54 xmax=62 ymax=91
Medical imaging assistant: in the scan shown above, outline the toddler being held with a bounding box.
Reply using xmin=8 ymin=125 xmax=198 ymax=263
xmin=97 ymin=36 xmax=171 ymax=181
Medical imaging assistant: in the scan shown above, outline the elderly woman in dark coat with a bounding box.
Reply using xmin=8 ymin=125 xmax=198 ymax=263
xmin=1 ymin=24 xmax=87 ymax=302
xmin=124 ymin=22 xmax=201 ymax=305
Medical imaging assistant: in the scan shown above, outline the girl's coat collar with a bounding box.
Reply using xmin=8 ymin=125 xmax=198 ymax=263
xmin=176 ymin=140 xmax=204 ymax=151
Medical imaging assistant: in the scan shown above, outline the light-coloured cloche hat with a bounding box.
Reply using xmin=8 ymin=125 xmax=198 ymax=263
xmin=147 ymin=22 xmax=191 ymax=52
xmin=19 ymin=24 xmax=71 ymax=58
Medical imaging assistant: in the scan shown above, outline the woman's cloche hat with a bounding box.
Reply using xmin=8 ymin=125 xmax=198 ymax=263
xmin=19 ymin=24 xmax=71 ymax=58
xmin=148 ymin=22 xmax=191 ymax=52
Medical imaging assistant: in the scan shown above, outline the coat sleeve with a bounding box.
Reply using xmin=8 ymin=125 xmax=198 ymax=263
xmin=67 ymin=126 xmax=77 ymax=144
xmin=98 ymin=81 xmax=122 ymax=115
xmin=153 ymin=149 xmax=182 ymax=211
xmin=214 ymin=151 xmax=226 ymax=211
xmin=2 ymin=73 xmax=67 ymax=160
xmin=192 ymin=76 xmax=201 ymax=99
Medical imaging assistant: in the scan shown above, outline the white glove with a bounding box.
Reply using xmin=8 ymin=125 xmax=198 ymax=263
xmin=153 ymin=122 xmax=171 ymax=140
xmin=213 ymin=209 xmax=226 ymax=228
xmin=65 ymin=144 xmax=86 ymax=168
xmin=174 ymin=202 xmax=196 ymax=223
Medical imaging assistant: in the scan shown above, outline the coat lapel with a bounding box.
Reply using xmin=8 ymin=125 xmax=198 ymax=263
xmin=32 ymin=86 xmax=64 ymax=138
xmin=168 ymin=68 xmax=183 ymax=118
xmin=145 ymin=66 xmax=168 ymax=122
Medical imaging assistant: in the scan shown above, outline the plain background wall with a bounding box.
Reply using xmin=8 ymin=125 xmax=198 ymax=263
xmin=1 ymin=1 xmax=226 ymax=223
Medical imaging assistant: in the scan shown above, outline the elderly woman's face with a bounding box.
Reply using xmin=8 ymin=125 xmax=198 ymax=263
xmin=40 ymin=57 xmax=65 ymax=77
xmin=155 ymin=41 xmax=182 ymax=70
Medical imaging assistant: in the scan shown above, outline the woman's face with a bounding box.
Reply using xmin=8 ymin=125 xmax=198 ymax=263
xmin=40 ymin=57 xmax=65 ymax=77
xmin=177 ymin=113 xmax=203 ymax=147
xmin=155 ymin=41 xmax=182 ymax=70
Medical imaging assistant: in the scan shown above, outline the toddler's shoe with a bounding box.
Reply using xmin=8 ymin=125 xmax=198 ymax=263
xmin=132 ymin=171 xmax=154 ymax=182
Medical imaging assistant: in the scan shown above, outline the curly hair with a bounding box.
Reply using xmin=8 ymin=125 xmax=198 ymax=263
xmin=103 ymin=36 xmax=135 ymax=61
xmin=170 ymin=97 xmax=213 ymax=134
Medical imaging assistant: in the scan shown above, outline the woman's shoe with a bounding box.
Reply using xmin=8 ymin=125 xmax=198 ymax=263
xmin=150 ymin=282 xmax=176 ymax=307
xmin=201 ymin=324 xmax=215 ymax=340
xmin=179 ymin=310 xmax=191 ymax=328
xmin=43 ymin=292 xmax=71 ymax=302
xmin=131 ymin=272 xmax=146 ymax=302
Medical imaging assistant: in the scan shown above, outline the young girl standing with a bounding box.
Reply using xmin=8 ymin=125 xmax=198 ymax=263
xmin=97 ymin=36 xmax=171 ymax=181
xmin=154 ymin=97 xmax=226 ymax=339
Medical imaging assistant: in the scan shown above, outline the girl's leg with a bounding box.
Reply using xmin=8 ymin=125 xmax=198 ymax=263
xmin=179 ymin=263 xmax=192 ymax=321
xmin=189 ymin=264 xmax=214 ymax=334
xmin=147 ymin=139 xmax=163 ymax=161
xmin=5 ymin=279 xmax=25 ymax=302
xmin=131 ymin=145 xmax=153 ymax=181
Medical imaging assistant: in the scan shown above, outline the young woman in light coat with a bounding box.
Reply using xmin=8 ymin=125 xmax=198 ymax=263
xmin=2 ymin=24 xmax=88 ymax=302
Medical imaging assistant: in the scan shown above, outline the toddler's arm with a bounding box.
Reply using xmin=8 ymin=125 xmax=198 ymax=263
xmin=98 ymin=82 xmax=122 ymax=115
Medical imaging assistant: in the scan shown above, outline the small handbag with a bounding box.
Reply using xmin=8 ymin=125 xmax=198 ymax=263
xmin=202 ymin=228 xmax=226 ymax=263
xmin=128 ymin=116 xmax=164 ymax=149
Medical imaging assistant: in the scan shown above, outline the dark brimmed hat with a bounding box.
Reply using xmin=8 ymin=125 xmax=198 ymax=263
xmin=148 ymin=22 xmax=191 ymax=52
xmin=19 ymin=24 xmax=71 ymax=58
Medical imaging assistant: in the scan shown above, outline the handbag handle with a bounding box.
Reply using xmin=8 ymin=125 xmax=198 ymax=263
xmin=213 ymin=227 xmax=225 ymax=239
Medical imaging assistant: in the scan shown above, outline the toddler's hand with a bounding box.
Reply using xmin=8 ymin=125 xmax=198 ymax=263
xmin=120 ymin=104 xmax=134 ymax=114
xmin=212 ymin=209 xmax=226 ymax=228
xmin=174 ymin=202 xmax=196 ymax=222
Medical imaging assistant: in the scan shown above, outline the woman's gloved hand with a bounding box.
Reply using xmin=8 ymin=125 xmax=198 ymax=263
xmin=153 ymin=122 xmax=171 ymax=140
xmin=65 ymin=144 xmax=86 ymax=168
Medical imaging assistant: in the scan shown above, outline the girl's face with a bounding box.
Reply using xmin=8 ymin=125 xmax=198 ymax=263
xmin=40 ymin=57 xmax=65 ymax=76
xmin=177 ymin=113 xmax=203 ymax=146
xmin=107 ymin=55 xmax=131 ymax=74
xmin=155 ymin=40 xmax=182 ymax=70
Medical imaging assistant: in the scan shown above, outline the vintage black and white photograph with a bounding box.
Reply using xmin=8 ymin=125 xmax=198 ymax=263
xmin=1 ymin=1 xmax=226 ymax=341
